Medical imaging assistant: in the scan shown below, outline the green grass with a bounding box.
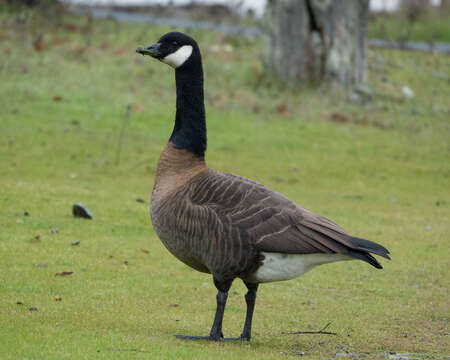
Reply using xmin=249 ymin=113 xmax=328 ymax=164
xmin=368 ymin=9 xmax=450 ymax=43
xmin=0 ymin=10 xmax=449 ymax=360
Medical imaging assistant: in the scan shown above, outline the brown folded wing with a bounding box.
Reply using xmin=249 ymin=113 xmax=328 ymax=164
xmin=190 ymin=170 xmax=358 ymax=256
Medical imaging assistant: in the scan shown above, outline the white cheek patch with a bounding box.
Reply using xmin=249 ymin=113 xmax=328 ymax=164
xmin=162 ymin=45 xmax=193 ymax=68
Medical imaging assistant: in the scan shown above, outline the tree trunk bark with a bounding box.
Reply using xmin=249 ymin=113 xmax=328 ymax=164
xmin=441 ymin=0 xmax=450 ymax=10
xmin=264 ymin=0 xmax=370 ymax=88
xmin=6 ymin=0 xmax=58 ymax=6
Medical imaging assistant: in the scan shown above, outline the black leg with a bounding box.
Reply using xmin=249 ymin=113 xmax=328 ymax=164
xmin=209 ymin=289 xmax=228 ymax=340
xmin=175 ymin=277 xmax=233 ymax=341
xmin=240 ymin=282 xmax=258 ymax=341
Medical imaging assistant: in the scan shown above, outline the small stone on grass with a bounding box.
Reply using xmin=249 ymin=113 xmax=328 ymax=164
xmin=72 ymin=203 xmax=93 ymax=219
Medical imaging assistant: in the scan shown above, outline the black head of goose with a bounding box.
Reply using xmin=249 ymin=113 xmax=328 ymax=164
xmin=137 ymin=32 xmax=390 ymax=342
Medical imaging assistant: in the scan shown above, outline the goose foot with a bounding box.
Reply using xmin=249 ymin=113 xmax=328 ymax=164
xmin=174 ymin=280 xmax=256 ymax=342
xmin=174 ymin=334 xmax=248 ymax=342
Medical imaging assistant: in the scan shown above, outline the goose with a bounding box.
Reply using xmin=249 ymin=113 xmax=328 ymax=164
xmin=136 ymin=32 xmax=390 ymax=342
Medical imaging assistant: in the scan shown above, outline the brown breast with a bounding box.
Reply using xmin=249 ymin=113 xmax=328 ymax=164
xmin=150 ymin=142 xmax=212 ymax=273
xmin=151 ymin=142 xmax=208 ymax=205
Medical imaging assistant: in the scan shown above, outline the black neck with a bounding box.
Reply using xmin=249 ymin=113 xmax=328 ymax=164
xmin=169 ymin=57 xmax=206 ymax=158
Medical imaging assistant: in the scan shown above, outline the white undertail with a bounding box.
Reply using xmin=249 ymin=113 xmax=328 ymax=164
xmin=246 ymin=252 xmax=353 ymax=283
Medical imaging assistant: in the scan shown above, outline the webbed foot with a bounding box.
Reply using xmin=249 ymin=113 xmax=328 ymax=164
xmin=174 ymin=334 xmax=249 ymax=341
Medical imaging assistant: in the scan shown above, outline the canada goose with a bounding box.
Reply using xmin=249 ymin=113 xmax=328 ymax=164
xmin=136 ymin=32 xmax=390 ymax=341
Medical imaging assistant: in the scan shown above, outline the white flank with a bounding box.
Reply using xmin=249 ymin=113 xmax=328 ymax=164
xmin=246 ymin=252 xmax=352 ymax=283
xmin=162 ymin=45 xmax=193 ymax=68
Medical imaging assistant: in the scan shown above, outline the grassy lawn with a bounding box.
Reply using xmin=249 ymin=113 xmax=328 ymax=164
xmin=368 ymin=7 xmax=450 ymax=43
xmin=0 ymin=9 xmax=449 ymax=360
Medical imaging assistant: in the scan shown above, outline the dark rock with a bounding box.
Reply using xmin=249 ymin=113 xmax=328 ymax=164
xmin=136 ymin=198 xmax=146 ymax=203
xmin=72 ymin=203 xmax=93 ymax=219
xmin=29 ymin=306 xmax=38 ymax=311
xmin=24 ymin=211 xmax=30 ymax=216
xmin=71 ymin=241 xmax=80 ymax=246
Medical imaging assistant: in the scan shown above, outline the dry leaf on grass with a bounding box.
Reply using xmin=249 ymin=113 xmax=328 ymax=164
xmin=55 ymin=271 xmax=73 ymax=276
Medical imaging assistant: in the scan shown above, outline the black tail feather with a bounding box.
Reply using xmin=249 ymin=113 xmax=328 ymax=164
xmin=349 ymin=237 xmax=391 ymax=260
xmin=348 ymin=250 xmax=383 ymax=269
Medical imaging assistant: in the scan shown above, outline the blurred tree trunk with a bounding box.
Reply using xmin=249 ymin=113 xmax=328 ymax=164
xmin=440 ymin=0 xmax=450 ymax=10
xmin=264 ymin=0 xmax=370 ymax=88
xmin=401 ymin=0 xmax=431 ymax=11
xmin=7 ymin=0 xmax=38 ymax=5
xmin=401 ymin=0 xmax=431 ymax=19
xmin=6 ymin=0 xmax=58 ymax=6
